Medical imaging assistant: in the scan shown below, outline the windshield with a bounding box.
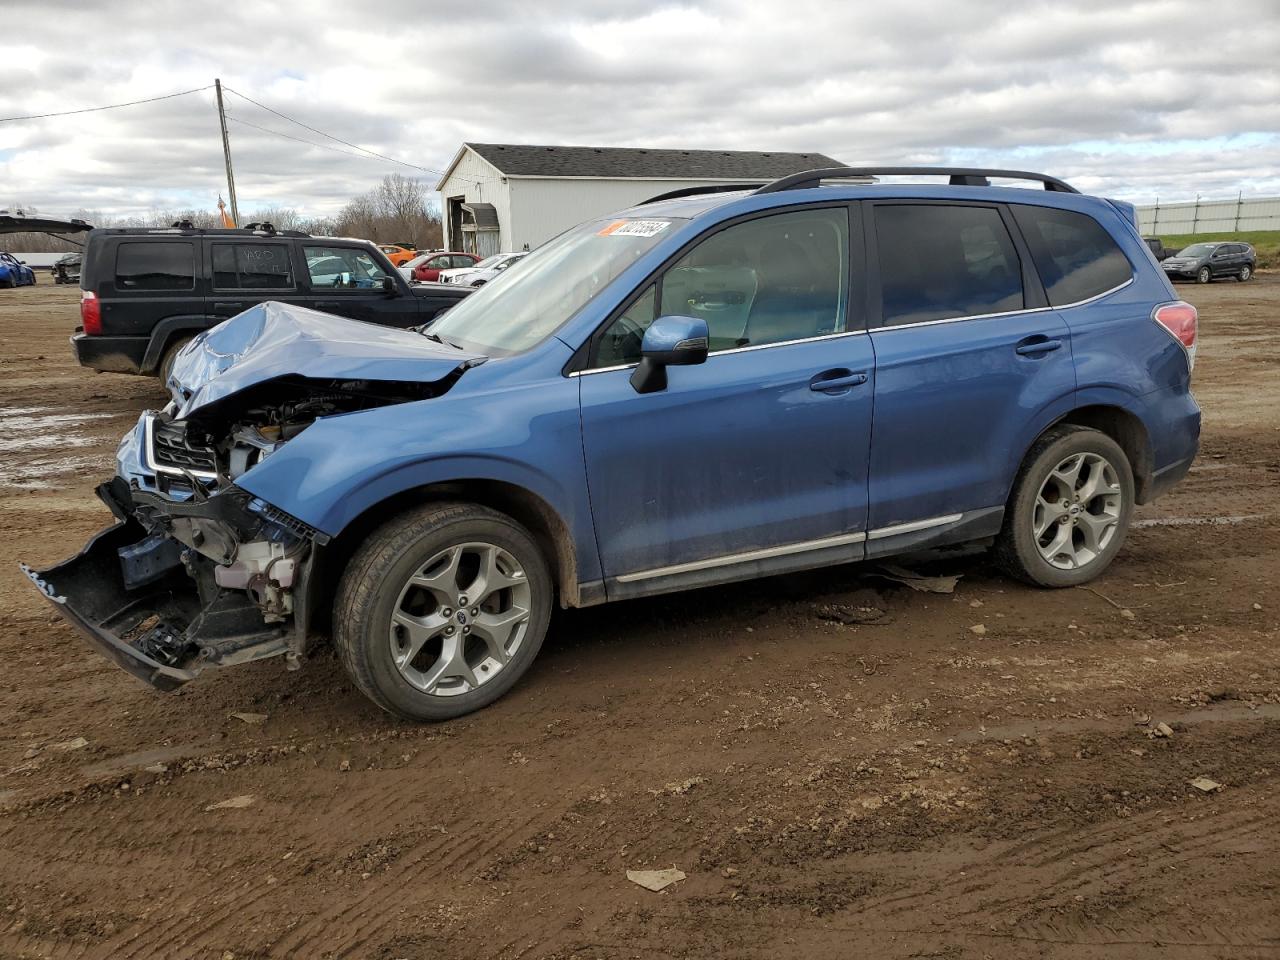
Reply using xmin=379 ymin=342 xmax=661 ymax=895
xmin=429 ymin=216 xmax=684 ymax=355
xmin=1178 ymin=243 xmax=1217 ymax=258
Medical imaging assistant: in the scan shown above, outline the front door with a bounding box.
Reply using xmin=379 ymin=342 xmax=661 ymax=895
xmin=864 ymin=201 xmax=1076 ymax=535
xmin=301 ymin=244 xmax=419 ymax=327
xmin=578 ymin=206 xmax=874 ymax=593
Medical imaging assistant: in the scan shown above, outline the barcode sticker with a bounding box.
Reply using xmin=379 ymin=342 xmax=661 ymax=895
xmin=598 ymin=219 xmax=672 ymax=238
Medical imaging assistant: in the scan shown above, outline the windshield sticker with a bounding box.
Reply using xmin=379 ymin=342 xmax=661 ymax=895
xmin=598 ymin=219 xmax=672 ymax=238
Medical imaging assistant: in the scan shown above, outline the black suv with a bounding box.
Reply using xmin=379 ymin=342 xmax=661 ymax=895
xmin=75 ymin=222 xmax=473 ymax=379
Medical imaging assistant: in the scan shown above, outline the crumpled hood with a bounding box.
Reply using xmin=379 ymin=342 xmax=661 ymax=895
xmin=168 ymin=301 xmax=484 ymax=418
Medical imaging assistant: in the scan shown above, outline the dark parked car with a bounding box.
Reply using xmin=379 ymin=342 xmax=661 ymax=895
xmin=26 ymin=166 xmax=1201 ymax=722
xmin=52 ymin=252 xmax=82 ymax=284
xmin=1143 ymin=237 xmax=1170 ymax=261
xmin=1161 ymin=241 xmax=1256 ymax=283
xmin=0 ymin=251 xmax=36 ymax=287
xmin=73 ymin=223 xmax=474 ymax=381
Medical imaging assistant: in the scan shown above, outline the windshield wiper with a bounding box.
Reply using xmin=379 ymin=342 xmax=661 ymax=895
xmin=419 ymin=329 xmax=465 ymax=351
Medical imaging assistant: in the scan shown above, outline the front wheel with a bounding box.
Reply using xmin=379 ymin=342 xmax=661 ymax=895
xmin=1239 ymin=264 xmax=1253 ymax=282
xmin=334 ymin=502 xmax=552 ymax=721
xmin=1196 ymin=266 xmax=1212 ymax=284
xmin=995 ymin=426 xmax=1134 ymax=588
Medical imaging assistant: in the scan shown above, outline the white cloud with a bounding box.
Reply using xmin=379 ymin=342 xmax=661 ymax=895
xmin=1 ymin=0 xmax=1277 ymax=219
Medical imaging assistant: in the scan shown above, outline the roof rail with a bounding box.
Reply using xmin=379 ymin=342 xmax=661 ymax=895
xmin=754 ymin=166 xmax=1079 ymax=195
xmin=642 ymin=183 xmax=765 ymax=205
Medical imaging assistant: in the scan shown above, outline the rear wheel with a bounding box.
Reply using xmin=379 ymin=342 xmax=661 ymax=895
xmin=1196 ymin=266 xmax=1212 ymax=284
xmin=1239 ymin=264 xmax=1253 ymax=282
xmin=157 ymin=336 xmax=192 ymax=385
xmin=334 ymin=502 xmax=552 ymax=721
xmin=995 ymin=426 xmax=1134 ymax=588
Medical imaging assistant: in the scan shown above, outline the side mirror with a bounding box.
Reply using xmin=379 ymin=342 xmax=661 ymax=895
xmin=381 ymin=275 xmax=396 ymax=294
xmin=629 ymin=315 xmax=709 ymax=394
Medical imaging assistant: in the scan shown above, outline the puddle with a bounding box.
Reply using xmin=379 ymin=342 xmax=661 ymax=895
xmin=0 ymin=404 xmax=121 ymax=489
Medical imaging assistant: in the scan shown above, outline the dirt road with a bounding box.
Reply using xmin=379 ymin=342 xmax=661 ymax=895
xmin=1 ymin=278 xmax=1277 ymax=959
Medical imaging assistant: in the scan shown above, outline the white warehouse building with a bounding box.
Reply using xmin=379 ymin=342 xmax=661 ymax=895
xmin=434 ymin=143 xmax=843 ymax=256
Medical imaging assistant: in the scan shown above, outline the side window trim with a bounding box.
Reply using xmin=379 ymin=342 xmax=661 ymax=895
xmin=864 ymin=199 xmax=1045 ymax=330
xmin=576 ymin=202 xmax=865 ymax=373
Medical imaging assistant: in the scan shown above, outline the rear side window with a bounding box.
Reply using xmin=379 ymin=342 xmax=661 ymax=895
xmin=115 ymin=242 xmax=195 ymax=291
xmin=212 ymin=243 xmax=294 ymax=289
xmin=1011 ymin=205 xmax=1132 ymax=306
xmin=875 ymin=204 xmax=1023 ymax=326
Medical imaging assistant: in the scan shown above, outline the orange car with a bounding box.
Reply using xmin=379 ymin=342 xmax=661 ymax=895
xmin=378 ymin=244 xmax=418 ymax=267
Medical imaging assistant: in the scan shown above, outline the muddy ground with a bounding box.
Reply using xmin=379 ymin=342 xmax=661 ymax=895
xmin=0 ymin=277 xmax=1277 ymax=960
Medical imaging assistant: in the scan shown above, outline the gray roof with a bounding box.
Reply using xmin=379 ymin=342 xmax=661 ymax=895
xmin=462 ymin=143 xmax=844 ymax=181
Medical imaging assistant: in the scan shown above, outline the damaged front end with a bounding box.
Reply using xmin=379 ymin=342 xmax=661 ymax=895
xmin=22 ymin=300 xmax=484 ymax=692
xmin=22 ymin=477 xmax=323 ymax=690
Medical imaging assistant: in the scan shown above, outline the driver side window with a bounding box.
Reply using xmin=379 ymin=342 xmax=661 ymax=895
xmin=590 ymin=208 xmax=849 ymax=368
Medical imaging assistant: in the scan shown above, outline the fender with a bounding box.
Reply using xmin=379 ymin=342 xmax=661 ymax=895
xmin=234 ymin=374 xmax=604 ymax=584
xmin=141 ymin=314 xmax=218 ymax=372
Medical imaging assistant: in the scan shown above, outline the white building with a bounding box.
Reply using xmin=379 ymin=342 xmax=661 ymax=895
xmin=434 ymin=143 xmax=844 ymax=256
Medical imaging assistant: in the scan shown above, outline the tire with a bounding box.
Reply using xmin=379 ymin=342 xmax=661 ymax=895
xmin=157 ymin=336 xmax=192 ymax=385
xmin=994 ymin=426 xmax=1135 ymax=588
xmin=1196 ymin=266 xmax=1211 ymax=284
xmin=334 ymin=502 xmax=553 ymax=721
xmin=471 ymin=279 xmax=486 ymax=287
xmin=1239 ymin=264 xmax=1253 ymax=282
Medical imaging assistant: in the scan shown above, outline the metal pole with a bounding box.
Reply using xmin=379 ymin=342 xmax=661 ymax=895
xmin=1235 ymin=191 xmax=1242 ymax=232
xmin=1191 ymin=194 xmax=1200 ymax=234
xmin=214 ymin=79 xmax=240 ymax=226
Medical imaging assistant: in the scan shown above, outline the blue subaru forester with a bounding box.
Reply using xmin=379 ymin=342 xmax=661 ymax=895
xmin=25 ymin=167 xmax=1200 ymax=720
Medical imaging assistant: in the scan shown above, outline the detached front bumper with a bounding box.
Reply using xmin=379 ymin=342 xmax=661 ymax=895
xmin=22 ymin=480 xmax=316 ymax=693
xmin=22 ymin=521 xmax=205 ymax=691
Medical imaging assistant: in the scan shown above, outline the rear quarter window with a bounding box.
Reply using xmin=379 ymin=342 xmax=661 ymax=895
xmin=1010 ymin=206 xmax=1132 ymax=307
xmin=115 ymin=241 xmax=195 ymax=291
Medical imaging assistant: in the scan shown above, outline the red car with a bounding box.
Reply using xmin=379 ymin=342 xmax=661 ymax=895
xmin=412 ymin=251 xmax=480 ymax=283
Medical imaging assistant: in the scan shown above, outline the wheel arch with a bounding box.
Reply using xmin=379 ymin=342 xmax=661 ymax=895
xmin=310 ymin=479 xmax=584 ymax=640
xmin=1048 ymin=404 xmax=1154 ymax=503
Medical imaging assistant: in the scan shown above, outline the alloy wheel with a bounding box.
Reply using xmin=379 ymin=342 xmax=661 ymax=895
xmin=388 ymin=541 xmax=531 ymax=697
xmin=1032 ymin=452 xmax=1123 ymax=570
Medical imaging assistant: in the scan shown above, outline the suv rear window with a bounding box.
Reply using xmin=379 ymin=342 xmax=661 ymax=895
xmin=212 ymin=243 xmax=294 ymax=289
xmin=115 ymin=241 xmax=195 ymax=291
xmin=875 ymin=204 xmax=1024 ymax=326
xmin=1011 ymin=205 xmax=1132 ymax=306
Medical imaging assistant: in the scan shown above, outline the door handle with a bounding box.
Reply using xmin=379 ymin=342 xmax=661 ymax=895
xmin=213 ymin=301 xmax=244 ymax=311
xmin=1015 ymin=337 xmax=1063 ymax=357
xmin=809 ymin=369 xmax=868 ymax=393
xmin=314 ymin=300 xmax=340 ymax=309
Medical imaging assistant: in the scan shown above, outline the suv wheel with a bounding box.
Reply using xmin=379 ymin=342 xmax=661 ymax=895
xmin=995 ymin=426 xmax=1134 ymax=588
xmin=1196 ymin=266 xmax=1212 ymax=284
xmin=334 ymin=502 xmax=552 ymax=721
xmin=158 ymin=336 xmax=192 ymax=386
xmin=1239 ymin=264 xmax=1253 ymax=282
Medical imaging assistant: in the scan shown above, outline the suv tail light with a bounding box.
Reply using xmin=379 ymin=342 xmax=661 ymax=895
xmin=80 ymin=290 xmax=102 ymax=335
xmin=1153 ymin=300 xmax=1197 ymax=370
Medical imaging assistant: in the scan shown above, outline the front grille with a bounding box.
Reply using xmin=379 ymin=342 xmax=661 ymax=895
xmin=150 ymin=417 xmax=217 ymax=476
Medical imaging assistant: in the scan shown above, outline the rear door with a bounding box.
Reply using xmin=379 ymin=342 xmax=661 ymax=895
xmin=864 ymin=201 xmax=1075 ymax=543
xmin=301 ymin=243 xmax=420 ymax=327
xmin=205 ymin=239 xmax=307 ymax=323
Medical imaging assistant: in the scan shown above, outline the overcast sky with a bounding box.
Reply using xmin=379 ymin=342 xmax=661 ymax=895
xmin=2 ymin=0 xmax=1278 ymax=220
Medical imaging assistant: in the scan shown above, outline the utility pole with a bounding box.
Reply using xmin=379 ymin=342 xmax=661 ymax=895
xmin=214 ymin=79 xmax=240 ymax=226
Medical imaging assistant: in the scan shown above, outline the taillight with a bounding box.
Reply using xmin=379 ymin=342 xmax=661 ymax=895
xmin=81 ymin=290 xmax=102 ymax=335
xmin=1153 ymin=300 xmax=1197 ymax=370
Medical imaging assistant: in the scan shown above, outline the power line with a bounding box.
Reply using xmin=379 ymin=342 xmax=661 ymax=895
xmin=222 ymin=85 xmax=464 ymax=181
xmin=225 ymin=114 xmax=399 ymax=165
xmin=0 ymin=85 xmax=213 ymax=123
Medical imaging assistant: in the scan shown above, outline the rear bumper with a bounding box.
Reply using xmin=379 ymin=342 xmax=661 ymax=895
xmin=72 ymin=333 xmax=150 ymax=374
